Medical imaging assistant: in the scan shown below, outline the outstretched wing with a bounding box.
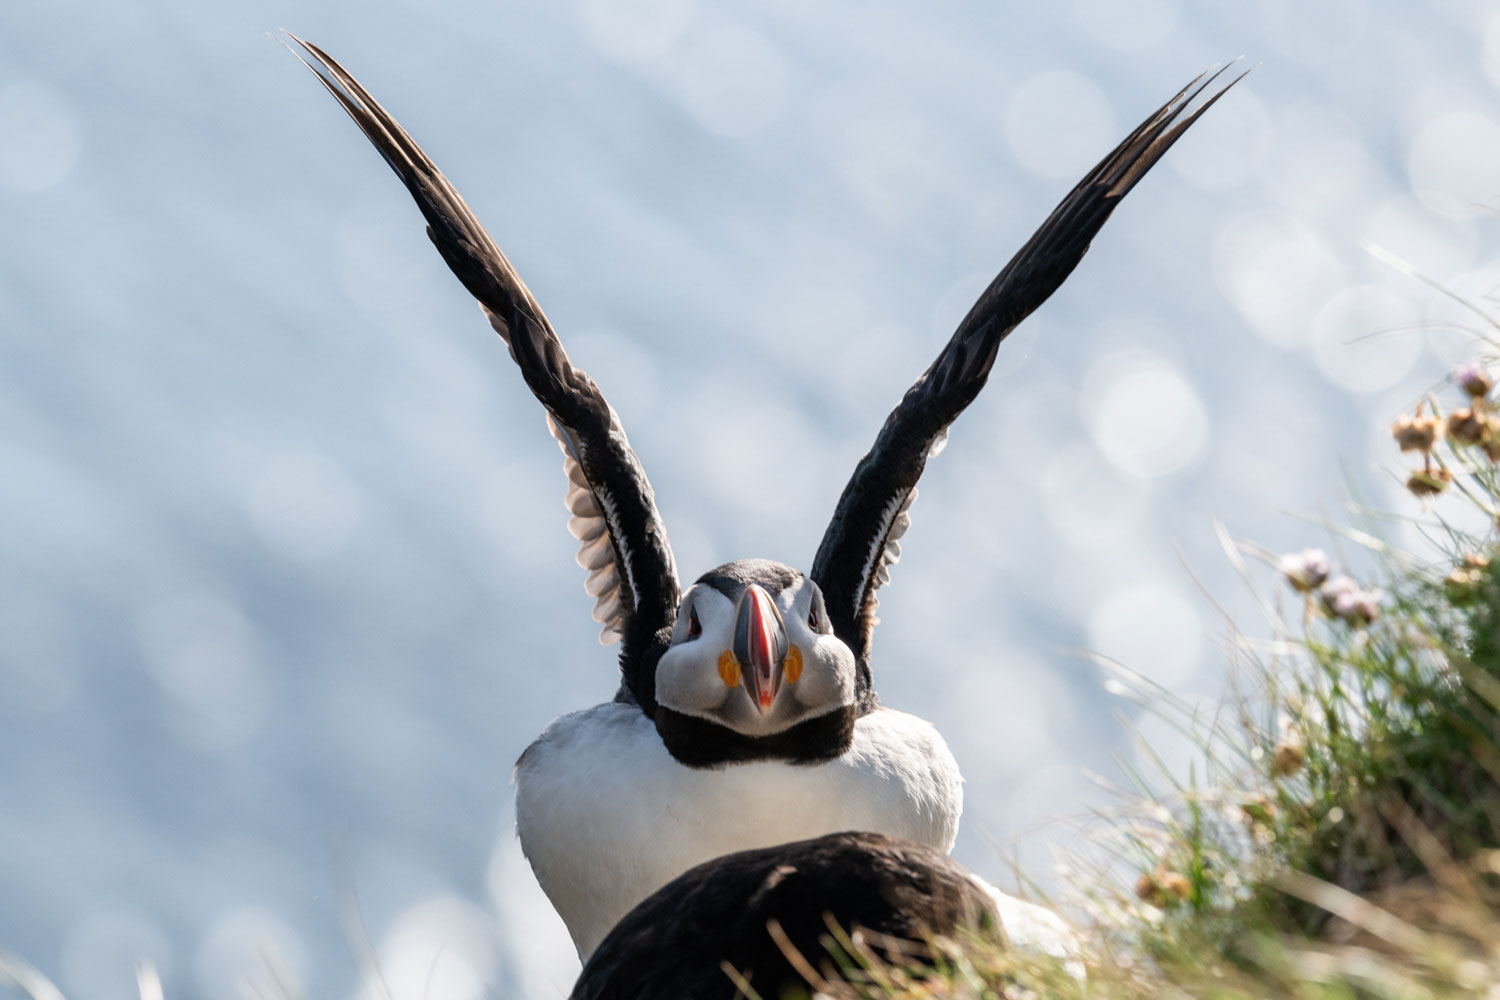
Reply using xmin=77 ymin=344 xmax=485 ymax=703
xmin=287 ymin=36 xmax=680 ymax=708
xmin=812 ymin=65 xmax=1244 ymax=707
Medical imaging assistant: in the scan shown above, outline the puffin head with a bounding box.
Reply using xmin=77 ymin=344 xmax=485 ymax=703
xmin=652 ymin=558 xmax=858 ymax=768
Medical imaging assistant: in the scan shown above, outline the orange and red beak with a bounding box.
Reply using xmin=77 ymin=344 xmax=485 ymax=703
xmin=731 ymin=584 xmax=789 ymax=713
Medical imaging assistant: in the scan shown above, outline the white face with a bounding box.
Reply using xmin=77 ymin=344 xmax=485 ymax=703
xmin=655 ymin=575 xmax=857 ymax=737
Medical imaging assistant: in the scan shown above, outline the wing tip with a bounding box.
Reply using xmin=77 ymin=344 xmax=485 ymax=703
xmin=1102 ymin=59 xmax=1249 ymax=199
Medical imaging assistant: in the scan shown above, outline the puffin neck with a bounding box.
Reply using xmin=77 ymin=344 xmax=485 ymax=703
xmin=654 ymin=705 xmax=856 ymax=769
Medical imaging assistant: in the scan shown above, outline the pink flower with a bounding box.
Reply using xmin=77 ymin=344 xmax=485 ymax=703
xmin=1324 ymin=582 xmax=1382 ymax=625
xmin=1278 ymin=549 xmax=1331 ymax=592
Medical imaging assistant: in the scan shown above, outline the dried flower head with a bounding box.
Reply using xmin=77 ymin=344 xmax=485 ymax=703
xmin=1158 ymin=869 xmax=1191 ymax=900
xmin=1272 ymin=739 xmax=1306 ymax=777
xmin=1239 ymin=793 xmax=1278 ymax=825
xmin=1135 ymin=865 xmax=1191 ymax=907
xmin=1452 ymin=359 xmax=1494 ymax=398
xmin=1406 ymin=466 xmax=1453 ymax=497
xmin=1446 ymin=407 xmax=1491 ymax=446
xmin=1445 ymin=567 xmax=1483 ymax=603
xmin=1390 ymin=413 xmax=1442 ymax=452
xmin=1278 ymin=548 xmax=1331 ymax=592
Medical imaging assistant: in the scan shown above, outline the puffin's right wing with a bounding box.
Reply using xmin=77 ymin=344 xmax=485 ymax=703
xmin=812 ymin=66 xmax=1244 ymax=707
xmin=287 ymin=37 xmax=680 ymax=705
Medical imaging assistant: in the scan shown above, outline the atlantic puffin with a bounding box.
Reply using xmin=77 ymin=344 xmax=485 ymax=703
xmin=571 ymin=831 xmax=1067 ymax=1000
xmin=288 ymin=36 xmax=1238 ymax=958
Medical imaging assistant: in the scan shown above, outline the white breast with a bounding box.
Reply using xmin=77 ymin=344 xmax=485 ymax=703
xmin=514 ymin=702 xmax=963 ymax=958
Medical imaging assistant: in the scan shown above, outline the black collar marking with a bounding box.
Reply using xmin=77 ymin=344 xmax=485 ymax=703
xmin=654 ymin=704 xmax=855 ymax=769
xmin=289 ymin=36 xmax=683 ymax=717
xmin=810 ymin=66 xmax=1244 ymax=713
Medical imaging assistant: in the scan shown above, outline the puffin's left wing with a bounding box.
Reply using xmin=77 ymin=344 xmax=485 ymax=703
xmin=287 ymin=37 xmax=680 ymax=705
xmin=812 ymin=66 xmax=1244 ymax=707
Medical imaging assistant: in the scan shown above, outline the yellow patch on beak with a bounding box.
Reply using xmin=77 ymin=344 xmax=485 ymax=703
xmin=785 ymin=644 xmax=803 ymax=684
xmin=718 ymin=650 xmax=741 ymax=687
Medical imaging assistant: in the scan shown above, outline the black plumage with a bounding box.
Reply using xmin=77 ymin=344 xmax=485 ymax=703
xmin=654 ymin=699 xmax=856 ymax=767
xmin=570 ymin=831 xmax=1000 ymax=1000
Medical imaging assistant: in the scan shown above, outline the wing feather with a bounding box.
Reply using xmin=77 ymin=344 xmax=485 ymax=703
xmin=288 ymin=36 xmax=679 ymax=705
xmin=812 ymin=65 xmax=1245 ymax=708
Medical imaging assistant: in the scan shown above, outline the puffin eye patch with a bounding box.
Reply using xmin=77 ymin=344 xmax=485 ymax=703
xmin=687 ymin=607 xmax=702 ymax=640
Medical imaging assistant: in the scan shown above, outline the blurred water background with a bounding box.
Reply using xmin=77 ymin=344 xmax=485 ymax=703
xmin=4 ymin=0 xmax=1500 ymax=996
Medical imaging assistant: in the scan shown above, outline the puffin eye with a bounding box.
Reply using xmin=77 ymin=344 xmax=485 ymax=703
xmin=808 ymin=608 xmax=819 ymax=631
xmin=687 ymin=607 xmax=702 ymax=640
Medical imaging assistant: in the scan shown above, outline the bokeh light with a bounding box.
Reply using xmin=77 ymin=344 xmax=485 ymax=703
xmin=1005 ymin=71 xmax=1116 ymax=180
xmin=353 ymin=897 xmax=500 ymax=1000
xmin=1083 ymin=352 xmax=1209 ymax=479
xmin=1072 ymin=0 xmax=1182 ymax=51
xmin=136 ymin=591 xmax=271 ymax=750
xmin=577 ymin=0 xmax=695 ymax=63
xmin=1088 ymin=580 xmax=1204 ymax=688
xmin=192 ymin=908 xmax=304 ymax=999
xmin=1214 ymin=211 xmax=1343 ymax=347
xmin=6 ymin=3 xmax=1499 ymax=997
xmin=1408 ymin=110 xmax=1500 ymax=219
xmin=1310 ymin=284 xmax=1424 ymax=393
xmin=0 ymin=82 xmax=78 ymax=194
xmin=673 ymin=25 xmax=794 ymax=139
xmin=60 ymin=910 xmax=172 ymax=1000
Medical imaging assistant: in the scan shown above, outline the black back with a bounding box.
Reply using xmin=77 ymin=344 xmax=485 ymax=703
xmin=571 ymin=831 xmax=1000 ymax=1000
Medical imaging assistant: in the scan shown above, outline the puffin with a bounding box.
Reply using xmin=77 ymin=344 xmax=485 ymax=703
xmin=288 ymin=35 xmax=1239 ymax=958
xmin=570 ymin=830 xmax=1077 ymax=1000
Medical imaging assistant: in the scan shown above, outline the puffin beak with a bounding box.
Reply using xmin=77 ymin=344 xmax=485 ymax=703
xmin=731 ymin=584 xmax=789 ymax=713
